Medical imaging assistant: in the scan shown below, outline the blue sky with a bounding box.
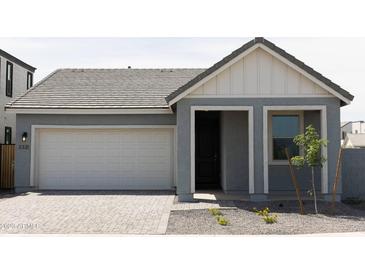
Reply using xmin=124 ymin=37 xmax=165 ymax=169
xmin=0 ymin=37 xmax=363 ymax=121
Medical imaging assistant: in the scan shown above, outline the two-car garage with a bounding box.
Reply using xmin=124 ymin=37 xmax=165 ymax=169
xmin=31 ymin=126 xmax=175 ymax=190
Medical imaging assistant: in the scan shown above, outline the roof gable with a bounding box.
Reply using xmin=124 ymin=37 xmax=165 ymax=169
xmin=166 ymin=37 xmax=354 ymax=106
xmin=187 ymin=47 xmax=332 ymax=98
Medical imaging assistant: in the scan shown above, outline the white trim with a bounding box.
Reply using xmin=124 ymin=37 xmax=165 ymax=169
xmin=185 ymin=94 xmax=334 ymax=99
xmin=168 ymin=43 xmax=351 ymax=106
xmin=263 ymin=105 xmax=328 ymax=194
xmin=6 ymin=108 xmax=173 ymax=115
xmin=321 ymin=108 xmax=328 ymax=193
xmin=168 ymin=44 xmax=261 ymax=106
xmin=29 ymin=125 xmax=177 ymax=188
xmin=190 ymin=106 xmax=254 ymax=194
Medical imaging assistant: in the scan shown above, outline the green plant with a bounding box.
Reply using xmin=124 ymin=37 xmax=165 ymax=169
xmin=253 ymin=207 xmax=278 ymax=224
xmin=291 ymin=125 xmax=328 ymax=214
xmin=216 ymin=215 xmax=229 ymax=226
xmin=263 ymin=214 xmax=278 ymax=224
xmin=208 ymin=208 xmax=229 ymax=225
xmin=208 ymin=208 xmax=222 ymax=216
xmin=253 ymin=207 xmax=270 ymax=216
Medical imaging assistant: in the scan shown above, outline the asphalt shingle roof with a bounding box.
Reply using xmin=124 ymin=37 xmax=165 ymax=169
xmin=7 ymin=68 xmax=205 ymax=109
xmin=7 ymin=37 xmax=355 ymax=110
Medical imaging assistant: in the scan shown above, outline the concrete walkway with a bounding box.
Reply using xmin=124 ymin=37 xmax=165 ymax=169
xmin=0 ymin=191 xmax=174 ymax=234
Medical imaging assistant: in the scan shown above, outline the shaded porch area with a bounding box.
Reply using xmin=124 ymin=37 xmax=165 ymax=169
xmin=193 ymin=108 xmax=253 ymax=194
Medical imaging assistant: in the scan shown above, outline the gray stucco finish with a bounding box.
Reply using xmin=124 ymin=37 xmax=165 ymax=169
xmin=342 ymin=149 xmax=365 ymax=199
xmin=15 ymin=97 xmax=341 ymax=201
xmin=220 ymin=111 xmax=249 ymax=192
xmin=15 ymin=114 xmax=176 ymax=189
xmin=175 ymin=97 xmax=341 ymax=198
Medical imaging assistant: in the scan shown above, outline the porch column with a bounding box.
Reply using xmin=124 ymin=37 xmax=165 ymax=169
xmin=323 ymin=103 xmax=340 ymax=201
xmin=250 ymin=105 xmax=268 ymax=201
xmin=176 ymin=101 xmax=194 ymax=202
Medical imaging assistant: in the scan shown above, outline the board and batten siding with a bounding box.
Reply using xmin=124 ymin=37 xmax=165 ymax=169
xmin=187 ymin=48 xmax=332 ymax=97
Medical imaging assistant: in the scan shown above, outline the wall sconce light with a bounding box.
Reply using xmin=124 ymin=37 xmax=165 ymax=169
xmin=22 ymin=132 xmax=28 ymax=142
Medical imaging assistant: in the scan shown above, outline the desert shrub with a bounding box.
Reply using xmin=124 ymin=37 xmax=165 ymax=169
xmin=253 ymin=207 xmax=278 ymax=224
xmin=216 ymin=216 xmax=229 ymax=226
xmin=208 ymin=208 xmax=222 ymax=216
xmin=263 ymin=214 xmax=278 ymax=224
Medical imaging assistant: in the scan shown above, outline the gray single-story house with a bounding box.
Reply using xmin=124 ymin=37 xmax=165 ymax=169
xmin=6 ymin=37 xmax=354 ymax=201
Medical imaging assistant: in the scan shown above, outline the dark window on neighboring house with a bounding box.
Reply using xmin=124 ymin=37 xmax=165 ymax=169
xmin=27 ymin=72 xmax=33 ymax=89
xmin=342 ymin=131 xmax=346 ymax=140
xmin=4 ymin=127 xmax=12 ymax=144
xmin=6 ymin=61 xmax=13 ymax=97
xmin=272 ymin=115 xmax=300 ymax=160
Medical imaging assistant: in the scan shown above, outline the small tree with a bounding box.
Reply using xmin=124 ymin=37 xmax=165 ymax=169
xmin=291 ymin=125 xmax=328 ymax=214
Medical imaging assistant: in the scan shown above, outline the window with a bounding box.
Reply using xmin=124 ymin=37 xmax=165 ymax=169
xmin=6 ymin=61 xmax=13 ymax=97
xmin=27 ymin=72 xmax=33 ymax=89
xmin=271 ymin=114 xmax=301 ymax=161
xmin=342 ymin=131 xmax=346 ymax=140
xmin=4 ymin=127 xmax=12 ymax=144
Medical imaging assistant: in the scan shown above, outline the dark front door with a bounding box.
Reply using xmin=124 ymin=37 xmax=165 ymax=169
xmin=195 ymin=111 xmax=220 ymax=190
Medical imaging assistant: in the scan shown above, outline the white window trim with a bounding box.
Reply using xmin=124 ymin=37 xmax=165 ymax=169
xmin=263 ymin=105 xmax=328 ymax=194
xmin=29 ymin=125 xmax=177 ymax=188
xmin=268 ymin=110 xmax=304 ymax=165
xmin=190 ymin=106 xmax=254 ymax=194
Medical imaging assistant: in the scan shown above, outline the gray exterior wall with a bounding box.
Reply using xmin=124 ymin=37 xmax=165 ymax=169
xmin=15 ymin=114 xmax=176 ymax=189
xmin=342 ymin=149 xmax=365 ymax=199
xmin=15 ymin=96 xmax=341 ymax=199
xmin=220 ymin=111 xmax=249 ymax=192
xmin=176 ymin=97 xmax=341 ymax=197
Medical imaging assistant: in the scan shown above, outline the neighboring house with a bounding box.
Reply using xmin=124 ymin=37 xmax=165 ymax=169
xmin=341 ymin=120 xmax=365 ymax=140
xmin=6 ymin=37 xmax=354 ymax=201
xmin=0 ymin=49 xmax=36 ymax=144
xmin=343 ymin=133 xmax=365 ymax=148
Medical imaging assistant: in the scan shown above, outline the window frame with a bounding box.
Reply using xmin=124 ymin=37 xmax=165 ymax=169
xmin=268 ymin=110 xmax=304 ymax=165
xmin=4 ymin=127 xmax=12 ymax=145
xmin=27 ymin=71 xmax=33 ymax=89
xmin=6 ymin=61 xmax=13 ymax=97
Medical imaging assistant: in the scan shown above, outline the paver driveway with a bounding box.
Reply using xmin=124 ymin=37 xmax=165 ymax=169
xmin=0 ymin=191 xmax=174 ymax=234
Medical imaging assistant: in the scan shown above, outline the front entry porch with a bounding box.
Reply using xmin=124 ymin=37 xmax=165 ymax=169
xmin=189 ymin=106 xmax=254 ymax=199
xmin=176 ymin=101 xmax=336 ymax=203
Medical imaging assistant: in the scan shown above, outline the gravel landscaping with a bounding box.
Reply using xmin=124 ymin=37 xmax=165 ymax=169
xmin=167 ymin=200 xmax=365 ymax=235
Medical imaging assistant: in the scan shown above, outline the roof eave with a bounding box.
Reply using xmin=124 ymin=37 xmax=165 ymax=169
xmin=0 ymin=49 xmax=36 ymax=72
xmin=5 ymin=107 xmax=173 ymax=115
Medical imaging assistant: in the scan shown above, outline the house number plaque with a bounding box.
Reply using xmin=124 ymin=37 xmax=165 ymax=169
xmin=18 ymin=145 xmax=29 ymax=150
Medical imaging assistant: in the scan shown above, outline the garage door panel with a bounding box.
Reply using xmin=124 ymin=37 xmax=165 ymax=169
xmin=36 ymin=128 xmax=174 ymax=190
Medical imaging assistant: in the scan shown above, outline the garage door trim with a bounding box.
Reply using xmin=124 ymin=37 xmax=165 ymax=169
xmin=30 ymin=125 xmax=177 ymax=188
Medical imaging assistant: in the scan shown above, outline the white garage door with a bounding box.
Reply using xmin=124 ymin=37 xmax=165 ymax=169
xmin=35 ymin=127 xmax=175 ymax=190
